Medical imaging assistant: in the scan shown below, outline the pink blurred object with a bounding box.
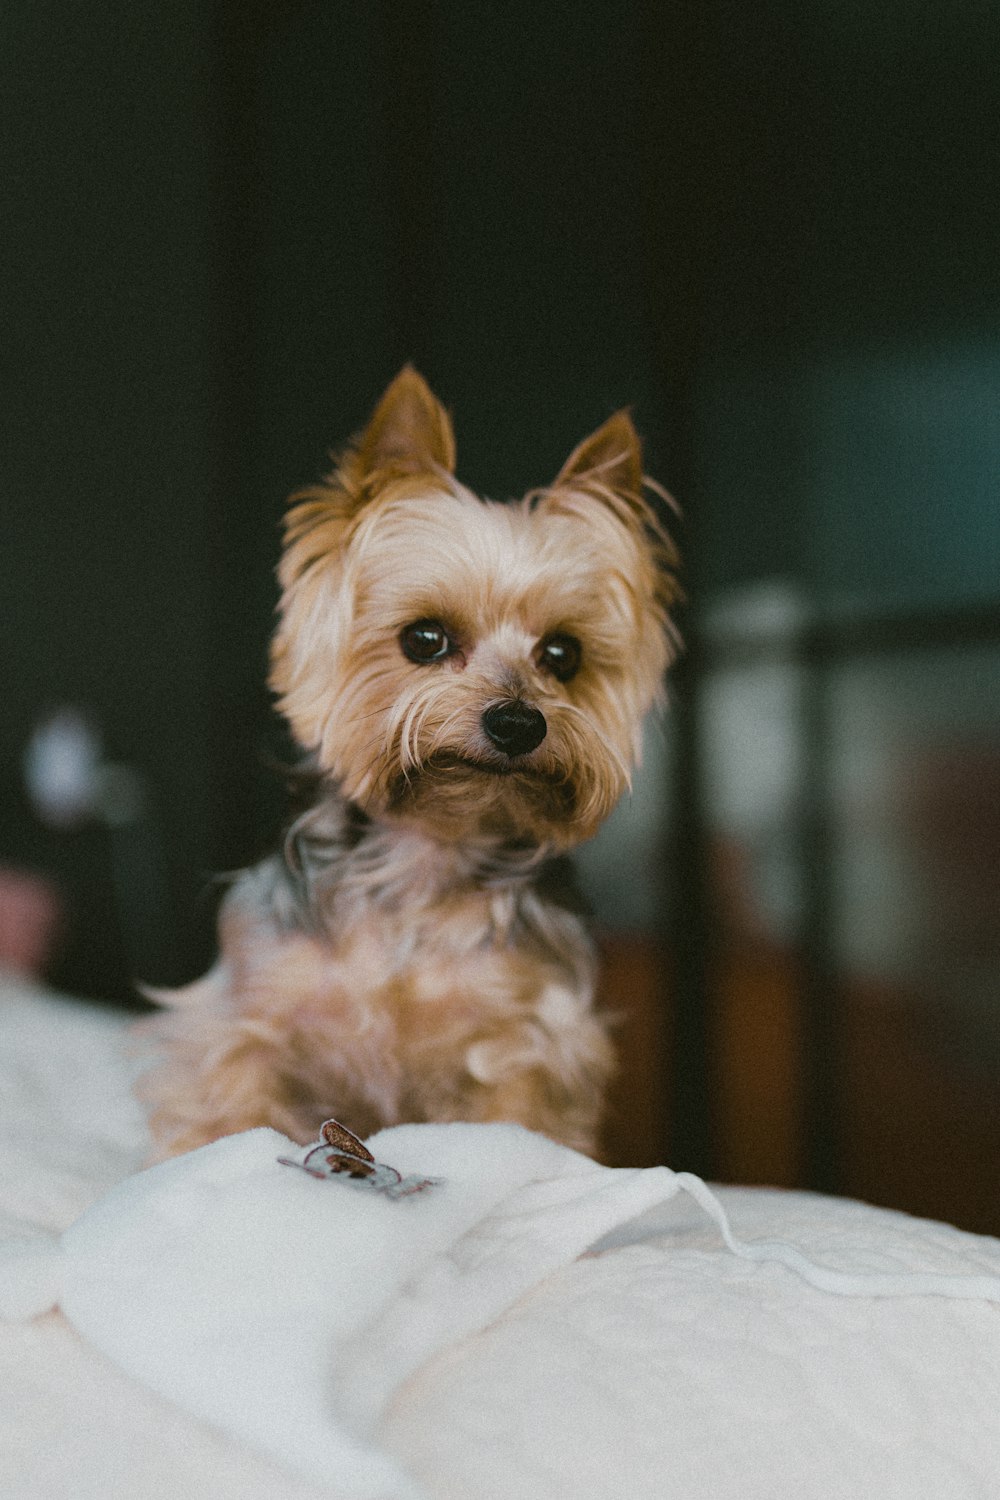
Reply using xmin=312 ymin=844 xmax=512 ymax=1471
xmin=0 ymin=868 xmax=62 ymax=975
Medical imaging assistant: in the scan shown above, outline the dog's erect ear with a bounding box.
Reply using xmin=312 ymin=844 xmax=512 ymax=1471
xmin=553 ymin=410 xmax=642 ymax=499
xmin=355 ymin=366 xmax=457 ymax=477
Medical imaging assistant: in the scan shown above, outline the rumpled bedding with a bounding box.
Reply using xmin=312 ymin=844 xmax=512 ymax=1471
xmin=2 ymin=969 xmax=1000 ymax=1499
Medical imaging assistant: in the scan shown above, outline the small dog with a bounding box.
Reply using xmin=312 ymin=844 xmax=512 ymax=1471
xmin=140 ymin=368 xmax=679 ymax=1158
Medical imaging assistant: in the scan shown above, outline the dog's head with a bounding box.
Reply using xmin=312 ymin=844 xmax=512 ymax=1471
xmin=270 ymin=368 xmax=679 ymax=850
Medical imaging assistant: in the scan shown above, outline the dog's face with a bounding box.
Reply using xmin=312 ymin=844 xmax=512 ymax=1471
xmin=270 ymin=369 xmax=679 ymax=849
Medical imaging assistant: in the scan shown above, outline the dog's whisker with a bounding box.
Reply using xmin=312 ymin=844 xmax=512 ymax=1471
xmin=557 ymin=702 xmax=633 ymax=791
xmin=344 ymin=703 xmax=399 ymax=728
xmin=428 ymin=704 xmax=471 ymax=756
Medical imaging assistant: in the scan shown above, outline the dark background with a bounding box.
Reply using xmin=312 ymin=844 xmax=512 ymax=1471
xmin=3 ymin=3 xmax=999 ymax=1224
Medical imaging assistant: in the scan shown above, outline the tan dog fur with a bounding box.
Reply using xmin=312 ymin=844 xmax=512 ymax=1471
xmin=139 ymin=369 xmax=679 ymax=1158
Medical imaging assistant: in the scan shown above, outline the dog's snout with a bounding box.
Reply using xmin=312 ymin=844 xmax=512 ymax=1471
xmin=481 ymin=701 xmax=547 ymax=758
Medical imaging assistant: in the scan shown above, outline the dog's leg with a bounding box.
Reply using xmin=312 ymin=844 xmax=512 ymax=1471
xmin=136 ymin=931 xmax=400 ymax=1159
xmin=139 ymin=1011 xmax=319 ymax=1158
xmin=398 ymin=961 xmax=616 ymax=1159
xmin=460 ymin=1069 xmax=606 ymax=1157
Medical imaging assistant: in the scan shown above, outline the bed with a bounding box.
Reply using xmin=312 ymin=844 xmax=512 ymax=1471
xmin=2 ymin=968 xmax=1000 ymax=1499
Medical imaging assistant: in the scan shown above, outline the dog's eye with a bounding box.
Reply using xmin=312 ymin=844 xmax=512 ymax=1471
xmin=400 ymin=619 xmax=454 ymax=663
xmin=537 ymin=633 xmax=582 ymax=682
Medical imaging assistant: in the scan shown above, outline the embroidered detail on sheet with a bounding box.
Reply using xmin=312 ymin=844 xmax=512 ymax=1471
xmin=278 ymin=1117 xmax=440 ymax=1199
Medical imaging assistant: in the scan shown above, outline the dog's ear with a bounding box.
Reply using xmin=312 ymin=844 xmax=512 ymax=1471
xmin=355 ymin=365 xmax=456 ymax=477
xmin=553 ymin=410 xmax=642 ymax=500
xmin=275 ymin=369 xmax=454 ymax=598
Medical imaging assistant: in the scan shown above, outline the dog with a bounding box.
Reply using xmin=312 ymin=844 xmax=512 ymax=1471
xmin=139 ymin=368 xmax=679 ymax=1158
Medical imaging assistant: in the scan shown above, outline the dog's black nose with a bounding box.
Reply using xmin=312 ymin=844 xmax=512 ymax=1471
xmin=481 ymin=701 xmax=547 ymax=758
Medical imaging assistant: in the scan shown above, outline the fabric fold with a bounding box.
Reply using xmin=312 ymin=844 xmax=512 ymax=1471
xmin=332 ymin=1152 xmax=681 ymax=1433
xmin=1 ymin=1122 xmax=686 ymax=1497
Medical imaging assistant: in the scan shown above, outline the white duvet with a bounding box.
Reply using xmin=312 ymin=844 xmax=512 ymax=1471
xmin=2 ymin=969 xmax=1000 ymax=1499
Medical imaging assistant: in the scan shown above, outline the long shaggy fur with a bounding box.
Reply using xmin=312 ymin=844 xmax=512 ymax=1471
xmin=139 ymin=368 xmax=679 ymax=1158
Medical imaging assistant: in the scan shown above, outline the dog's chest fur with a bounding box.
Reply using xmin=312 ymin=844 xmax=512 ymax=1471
xmin=205 ymin=792 xmax=598 ymax=1132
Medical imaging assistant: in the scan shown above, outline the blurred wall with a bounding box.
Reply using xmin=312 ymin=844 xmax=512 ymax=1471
xmin=2 ymin=0 xmax=998 ymax=1157
xmin=1 ymin=2 xmax=679 ymax=996
xmin=2 ymin=3 xmax=220 ymax=993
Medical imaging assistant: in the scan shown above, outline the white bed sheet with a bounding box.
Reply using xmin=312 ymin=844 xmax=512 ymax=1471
xmin=2 ymin=969 xmax=1000 ymax=1499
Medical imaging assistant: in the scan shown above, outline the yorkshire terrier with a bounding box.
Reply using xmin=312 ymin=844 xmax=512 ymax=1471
xmin=140 ymin=368 xmax=679 ymax=1158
